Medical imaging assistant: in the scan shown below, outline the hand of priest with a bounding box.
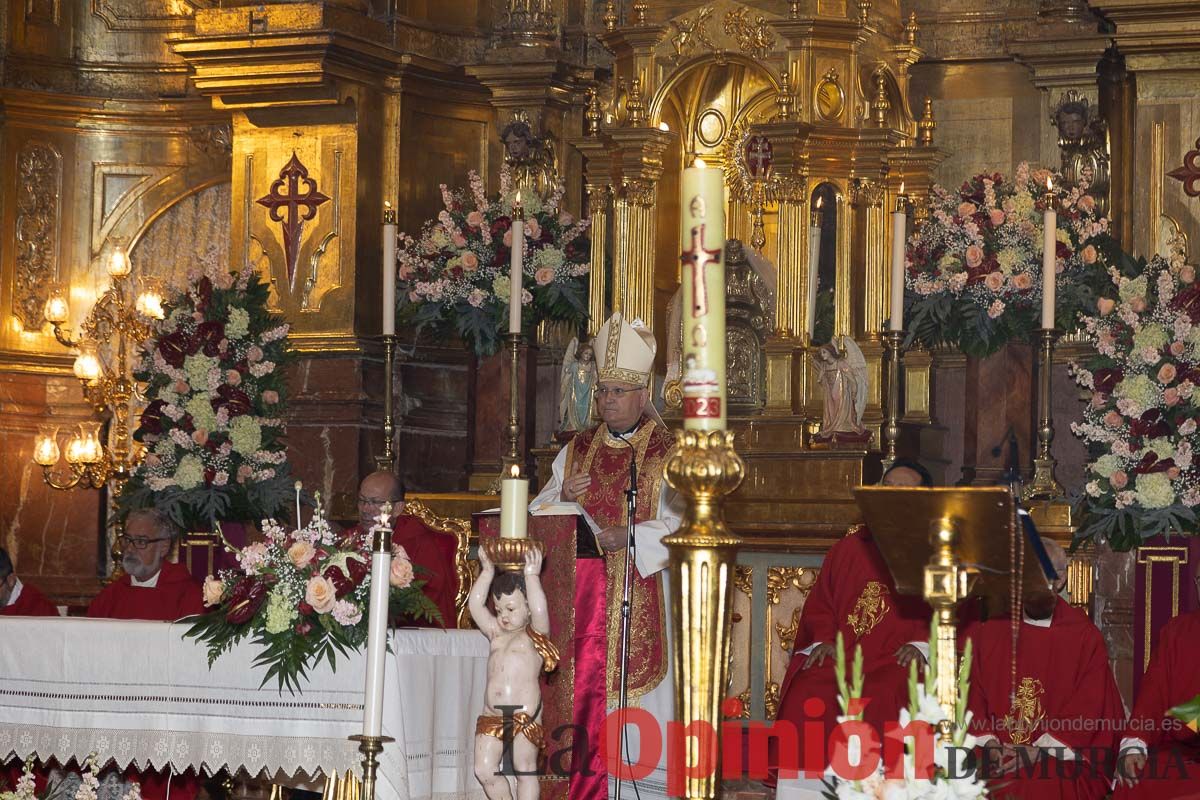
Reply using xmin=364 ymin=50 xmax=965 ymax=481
xmin=1116 ymin=751 xmax=1147 ymax=786
xmin=597 ymin=526 xmax=628 ymax=551
xmin=997 ymin=743 xmax=1042 ymax=775
xmin=562 ymin=469 xmax=592 ymax=502
xmin=894 ymin=644 xmax=925 ymax=667
xmin=803 ymin=642 xmax=835 ymax=669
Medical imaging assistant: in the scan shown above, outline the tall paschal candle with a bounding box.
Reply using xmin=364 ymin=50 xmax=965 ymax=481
xmin=679 ymin=159 xmax=727 ymax=430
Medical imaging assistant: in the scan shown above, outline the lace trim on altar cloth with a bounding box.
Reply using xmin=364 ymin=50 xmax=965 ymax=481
xmin=0 ymin=688 xmax=363 ymax=712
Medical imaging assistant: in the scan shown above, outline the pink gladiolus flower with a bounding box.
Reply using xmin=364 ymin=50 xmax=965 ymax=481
xmin=987 ymin=299 xmax=1005 ymax=319
xmin=1110 ymin=471 xmax=1128 ymax=489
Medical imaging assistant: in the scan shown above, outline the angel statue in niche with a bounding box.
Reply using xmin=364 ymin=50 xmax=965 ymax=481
xmin=558 ymin=336 xmax=597 ymax=434
xmin=812 ymin=335 xmax=870 ymax=444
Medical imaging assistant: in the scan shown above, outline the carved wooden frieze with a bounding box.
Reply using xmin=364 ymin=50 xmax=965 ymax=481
xmin=14 ymin=142 xmax=62 ymax=331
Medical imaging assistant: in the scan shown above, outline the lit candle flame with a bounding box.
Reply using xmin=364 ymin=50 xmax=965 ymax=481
xmin=816 ymin=196 xmax=824 ymax=210
xmin=693 ymin=157 xmax=705 ymax=169
xmin=384 ymin=200 xmax=392 ymax=210
xmin=1046 ymin=177 xmax=1053 ymax=191
xmin=899 ymin=181 xmax=906 ymax=195
xmin=514 ymin=191 xmax=522 ymax=205
xmin=658 ymin=121 xmax=670 ymax=131
xmin=509 ymin=463 xmax=520 ymax=478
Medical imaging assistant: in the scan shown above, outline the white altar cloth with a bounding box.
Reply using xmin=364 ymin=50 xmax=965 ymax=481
xmin=0 ymin=618 xmax=488 ymax=800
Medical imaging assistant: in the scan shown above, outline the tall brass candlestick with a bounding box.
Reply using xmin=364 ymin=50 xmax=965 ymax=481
xmin=882 ymin=330 xmax=905 ymax=472
xmin=347 ymin=735 xmax=392 ymax=800
xmin=664 ymin=430 xmax=744 ymax=800
xmin=375 ymin=334 xmax=397 ymax=471
xmin=1023 ymin=328 xmax=1064 ymax=500
xmin=503 ymin=331 xmax=522 ymax=474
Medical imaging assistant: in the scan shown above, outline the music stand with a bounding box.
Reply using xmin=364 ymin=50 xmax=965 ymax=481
xmin=853 ymin=486 xmax=1054 ymax=716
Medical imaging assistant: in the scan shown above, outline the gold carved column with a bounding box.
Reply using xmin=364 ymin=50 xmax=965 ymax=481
xmin=607 ymin=127 xmax=675 ymax=330
xmin=571 ymin=135 xmax=616 ymax=335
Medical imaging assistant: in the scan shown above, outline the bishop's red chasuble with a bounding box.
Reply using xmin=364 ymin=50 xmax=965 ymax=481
xmin=1 ymin=581 xmax=59 ymax=616
xmin=967 ymin=599 xmax=1124 ymax=800
xmin=86 ymin=561 xmax=205 ymax=621
xmin=1112 ymin=609 xmax=1200 ymax=799
xmin=564 ymin=417 xmax=673 ymax=800
xmin=773 ymin=525 xmax=931 ymax=778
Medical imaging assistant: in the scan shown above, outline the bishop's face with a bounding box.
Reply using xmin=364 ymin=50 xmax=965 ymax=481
xmin=596 ymin=381 xmax=646 ymax=433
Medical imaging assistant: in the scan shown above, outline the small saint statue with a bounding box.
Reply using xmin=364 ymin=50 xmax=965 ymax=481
xmin=471 ymin=547 xmax=559 ymax=800
xmin=558 ymin=337 xmax=597 ymax=433
xmin=812 ymin=335 xmax=870 ymax=444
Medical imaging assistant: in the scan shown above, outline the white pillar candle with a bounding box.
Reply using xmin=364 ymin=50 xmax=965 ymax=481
xmin=500 ymin=464 xmax=529 ymax=539
xmin=806 ymin=201 xmax=823 ymax=341
xmin=889 ymin=189 xmax=908 ymax=332
xmin=362 ymin=509 xmax=393 ymax=737
xmin=679 ymin=158 xmax=727 ymax=431
xmin=382 ymin=202 xmax=397 ymax=336
xmin=1042 ymin=187 xmax=1057 ymax=329
xmin=509 ymin=197 xmax=524 ymax=335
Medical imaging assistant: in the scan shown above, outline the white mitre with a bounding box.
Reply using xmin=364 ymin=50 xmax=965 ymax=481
xmin=594 ymin=312 xmax=656 ymax=387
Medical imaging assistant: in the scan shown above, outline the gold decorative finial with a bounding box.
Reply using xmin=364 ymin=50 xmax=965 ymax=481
xmin=625 ymin=76 xmax=647 ymax=126
xmin=857 ymin=0 xmax=872 ymax=26
xmin=585 ymin=87 xmax=603 ymax=136
xmin=789 ymin=0 xmax=801 ymax=18
xmin=905 ymin=12 xmax=919 ymax=45
xmin=918 ymin=96 xmax=936 ymax=146
xmin=632 ymin=0 xmax=647 ymax=25
xmin=872 ymin=71 xmax=890 ymax=127
xmin=776 ymin=69 xmax=794 ymax=121
xmin=602 ymin=0 xmax=617 ymax=30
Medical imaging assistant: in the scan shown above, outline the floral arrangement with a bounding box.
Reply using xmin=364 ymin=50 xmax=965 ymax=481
xmin=118 ymin=268 xmax=293 ymax=530
xmin=1 ymin=754 xmax=140 ymax=800
xmin=904 ymin=162 xmax=1116 ymax=358
xmin=823 ymin=631 xmax=985 ymax=799
xmin=396 ymin=168 xmax=591 ymax=356
xmin=185 ymin=497 xmax=441 ymax=691
xmin=1070 ymin=246 xmax=1200 ymax=551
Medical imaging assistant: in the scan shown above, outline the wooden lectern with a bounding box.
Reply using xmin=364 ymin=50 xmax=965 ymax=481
xmin=853 ymin=487 xmax=1055 ymax=716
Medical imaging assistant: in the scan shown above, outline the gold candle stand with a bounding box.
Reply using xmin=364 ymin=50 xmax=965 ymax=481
xmin=347 ymin=734 xmax=393 ymax=800
xmin=503 ymin=331 xmax=523 ymax=475
xmin=375 ymin=334 xmax=397 ymax=471
xmin=882 ymin=329 xmax=906 ymax=472
xmin=481 ymin=536 xmax=543 ymax=573
xmin=1023 ymin=328 xmax=1065 ymax=500
xmin=663 ymin=430 xmax=745 ymax=800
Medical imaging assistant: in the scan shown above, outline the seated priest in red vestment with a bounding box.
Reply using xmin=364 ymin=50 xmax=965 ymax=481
xmin=0 ymin=547 xmax=59 ymax=616
xmin=770 ymin=460 xmax=935 ymax=781
xmin=87 ymin=509 xmax=205 ymax=621
xmin=341 ymin=470 xmax=457 ymax=628
xmin=1113 ymin=566 xmax=1200 ymax=797
xmin=529 ymin=312 xmax=682 ymax=800
xmin=967 ymin=539 xmax=1124 ymax=800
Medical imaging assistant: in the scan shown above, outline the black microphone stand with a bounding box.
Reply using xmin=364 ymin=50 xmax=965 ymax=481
xmin=613 ymin=428 xmax=638 ymax=800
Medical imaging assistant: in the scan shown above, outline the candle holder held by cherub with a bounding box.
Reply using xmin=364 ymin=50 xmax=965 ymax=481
xmin=480 ymin=537 xmax=544 ymax=573
xmin=470 ymin=547 xmax=559 ymax=800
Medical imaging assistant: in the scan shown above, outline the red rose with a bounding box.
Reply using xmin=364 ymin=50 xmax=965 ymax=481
xmin=225 ymin=580 xmax=268 ymax=624
xmin=1172 ymin=284 xmax=1200 ymax=323
xmin=298 ymin=601 xmax=314 ymax=616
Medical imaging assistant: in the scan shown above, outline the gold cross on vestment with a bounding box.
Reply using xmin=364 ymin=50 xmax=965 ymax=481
xmin=680 ymin=223 xmax=722 ymax=318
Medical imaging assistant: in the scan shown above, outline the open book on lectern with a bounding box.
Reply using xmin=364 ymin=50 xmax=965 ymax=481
xmin=529 ymin=501 xmax=604 ymax=558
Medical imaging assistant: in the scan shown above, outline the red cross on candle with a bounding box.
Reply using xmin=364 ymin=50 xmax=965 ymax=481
xmin=256 ymin=152 xmax=331 ymax=284
xmin=680 ymin=223 xmax=722 ymax=318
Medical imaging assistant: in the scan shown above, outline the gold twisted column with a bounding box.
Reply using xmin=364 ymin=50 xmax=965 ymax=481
xmin=612 ymin=180 xmax=656 ymax=326
xmin=663 ymin=430 xmax=745 ymax=800
xmin=586 ymin=186 xmax=610 ymax=336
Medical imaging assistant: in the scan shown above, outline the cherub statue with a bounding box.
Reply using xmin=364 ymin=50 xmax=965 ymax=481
xmin=559 ymin=337 xmax=597 ymax=433
xmin=471 ymin=548 xmax=559 ymax=800
xmin=812 ymin=335 xmax=869 ymax=443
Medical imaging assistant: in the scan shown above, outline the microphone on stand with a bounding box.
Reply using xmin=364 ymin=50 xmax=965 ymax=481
xmin=611 ymin=427 xmax=641 ymax=800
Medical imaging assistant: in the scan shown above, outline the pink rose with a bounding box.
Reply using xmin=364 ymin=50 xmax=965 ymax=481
xmin=398 ymin=264 xmax=414 ymax=280
xmin=305 ymin=576 xmax=338 ymax=614
xmin=957 ymin=202 xmax=977 ymax=218
xmin=288 ymin=540 xmax=316 ymax=569
xmin=984 ymin=272 xmax=1005 ymax=292
xmin=534 ymin=267 xmax=555 ymax=286
xmin=1110 ymin=470 xmax=1128 ymax=490
xmin=1159 ymin=363 xmax=1178 ymax=384
xmin=503 ymin=229 xmax=513 ymax=248
xmin=175 ymin=380 xmax=189 ymax=394
xmin=1097 ymin=297 xmax=1115 ymax=316
xmin=461 ymin=251 xmax=479 ymax=271
xmin=558 ymin=212 xmax=574 ymax=226
xmin=389 ymin=555 xmax=414 ymax=588
xmin=989 ymin=208 xmax=1006 ymax=226
xmin=408 ymin=290 xmax=419 ymax=302
xmin=202 ymin=576 xmax=224 ymax=607
xmin=1165 ymin=388 xmax=1180 ymax=406
xmin=192 ymin=429 xmax=208 ymax=446
xmin=965 ymin=245 xmax=984 ymax=268
xmin=226 ymin=369 xmax=242 ymax=386
xmin=262 ymin=390 xmax=279 ymax=404
xmin=466 ymin=211 xmax=484 ymax=228
xmin=247 ymin=345 xmax=264 ymax=362
xmin=236 ymin=464 xmax=253 ymax=483
xmin=1077 ymin=194 xmax=1096 ymax=214
xmin=1012 ymin=273 xmax=1033 ymax=291
xmin=1081 ymin=244 xmax=1098 ymax=264
xmin=1104 ymin=411 xmax=1122 ymax=427
xmin=1169 ymin=467 xmax=1182 ymax=480
xmin=1130 ymin=297 xmax=1147 ymax=313
xmin=525 ymin=219 xmax=542 ymax=240
xmin=451 ymin=233 xmax=467 ymax=248
xmin=1171 ymin=341 xmax=1186 ymax=357
xmin=1182 ymin=265 xmax=1196 ymax=284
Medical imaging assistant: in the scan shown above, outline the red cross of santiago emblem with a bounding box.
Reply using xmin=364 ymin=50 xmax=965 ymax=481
xmin=256 ymin=151 xmax=330 ymax=285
